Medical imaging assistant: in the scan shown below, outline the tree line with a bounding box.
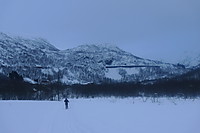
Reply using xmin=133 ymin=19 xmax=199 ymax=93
xmin=0 ymin=71 xmax=200 ymax=100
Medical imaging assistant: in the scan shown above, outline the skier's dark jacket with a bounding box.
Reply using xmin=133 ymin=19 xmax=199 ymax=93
xmin=64 ymin=99 xmax=69 ymax=104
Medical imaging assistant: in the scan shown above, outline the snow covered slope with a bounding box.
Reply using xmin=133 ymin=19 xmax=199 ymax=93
xmin=178 ymin=50 xmax=200 ymax=68
xmin=0 ymin=32 xmax=187 ymax=84
xmin=0 ymin=98 xmax=200 ymax=133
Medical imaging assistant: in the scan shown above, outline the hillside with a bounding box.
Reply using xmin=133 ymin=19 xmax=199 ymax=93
xmin=0 ymin=33 xmax=187 ymax=84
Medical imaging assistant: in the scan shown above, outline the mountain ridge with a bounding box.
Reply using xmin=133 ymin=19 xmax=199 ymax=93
xmin=0 ymin=33 xmax=190 ymax=84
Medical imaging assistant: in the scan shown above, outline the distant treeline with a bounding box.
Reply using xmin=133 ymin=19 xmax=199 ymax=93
xmin=70 ymin=79 xmax=200 ymax=99
xmin=0 ymin=71 xmax=200 ymax=100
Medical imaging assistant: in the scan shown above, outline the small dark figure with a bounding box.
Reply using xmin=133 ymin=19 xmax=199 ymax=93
xmin=64 ymin=98 xmax=69 ymax=109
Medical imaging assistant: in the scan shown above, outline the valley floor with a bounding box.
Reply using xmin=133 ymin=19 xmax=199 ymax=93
xmin=0 ymin=97 xmax=200 ymax=133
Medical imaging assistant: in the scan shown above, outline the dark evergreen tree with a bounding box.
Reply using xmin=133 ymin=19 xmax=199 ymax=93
xmin=9 ymin=71 xmax=23 ymax=81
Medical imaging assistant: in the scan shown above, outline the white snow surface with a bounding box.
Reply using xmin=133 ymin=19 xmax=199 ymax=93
xmin=124 ymin=67 xmax=140 ymax=75
xmin=23 ymin=77 xmax=37 ymax=84
xmin=0 ymin=98 xmax=200 ymax=133
xmin=106 ymin=68 xmax=140 ymax=80
xmin=105 ymin=68 xmax=122 ymax=80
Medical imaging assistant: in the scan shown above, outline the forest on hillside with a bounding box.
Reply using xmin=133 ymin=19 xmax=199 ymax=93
xmin=0 ymin=71 xmax=200 ymax=100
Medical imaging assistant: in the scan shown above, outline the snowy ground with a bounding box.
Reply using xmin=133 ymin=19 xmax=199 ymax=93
xmin=0 ymin=97 xmax=200 ymax=133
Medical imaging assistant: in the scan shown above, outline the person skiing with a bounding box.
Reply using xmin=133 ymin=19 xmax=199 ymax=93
xmin=64 ymin=98 xmax=69 ymax=109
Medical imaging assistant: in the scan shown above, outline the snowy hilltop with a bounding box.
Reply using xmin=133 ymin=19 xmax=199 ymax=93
xmin=179 ymin=50 xmax=200 ymax=68
xmin=0 ymin=32 xmax=191 ymax=84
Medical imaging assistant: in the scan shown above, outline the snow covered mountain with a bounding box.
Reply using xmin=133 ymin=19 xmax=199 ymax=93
xmin=178 ymin=50 xmax=200 ymax=68
xmin=0 ymin=32 xmax=187 ymax=84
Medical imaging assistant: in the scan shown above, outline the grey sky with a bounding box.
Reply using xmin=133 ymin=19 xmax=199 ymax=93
xmin=0 ymin=0 xmax=200 ymax=63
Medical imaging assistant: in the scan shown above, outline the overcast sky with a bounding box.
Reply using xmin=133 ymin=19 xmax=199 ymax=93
xmin=0 ymin=0 xmax=200 ymax=63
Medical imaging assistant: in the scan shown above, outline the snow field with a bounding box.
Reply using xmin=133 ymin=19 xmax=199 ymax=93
xmin=0 ymin=98 xmax=200 ymax=133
